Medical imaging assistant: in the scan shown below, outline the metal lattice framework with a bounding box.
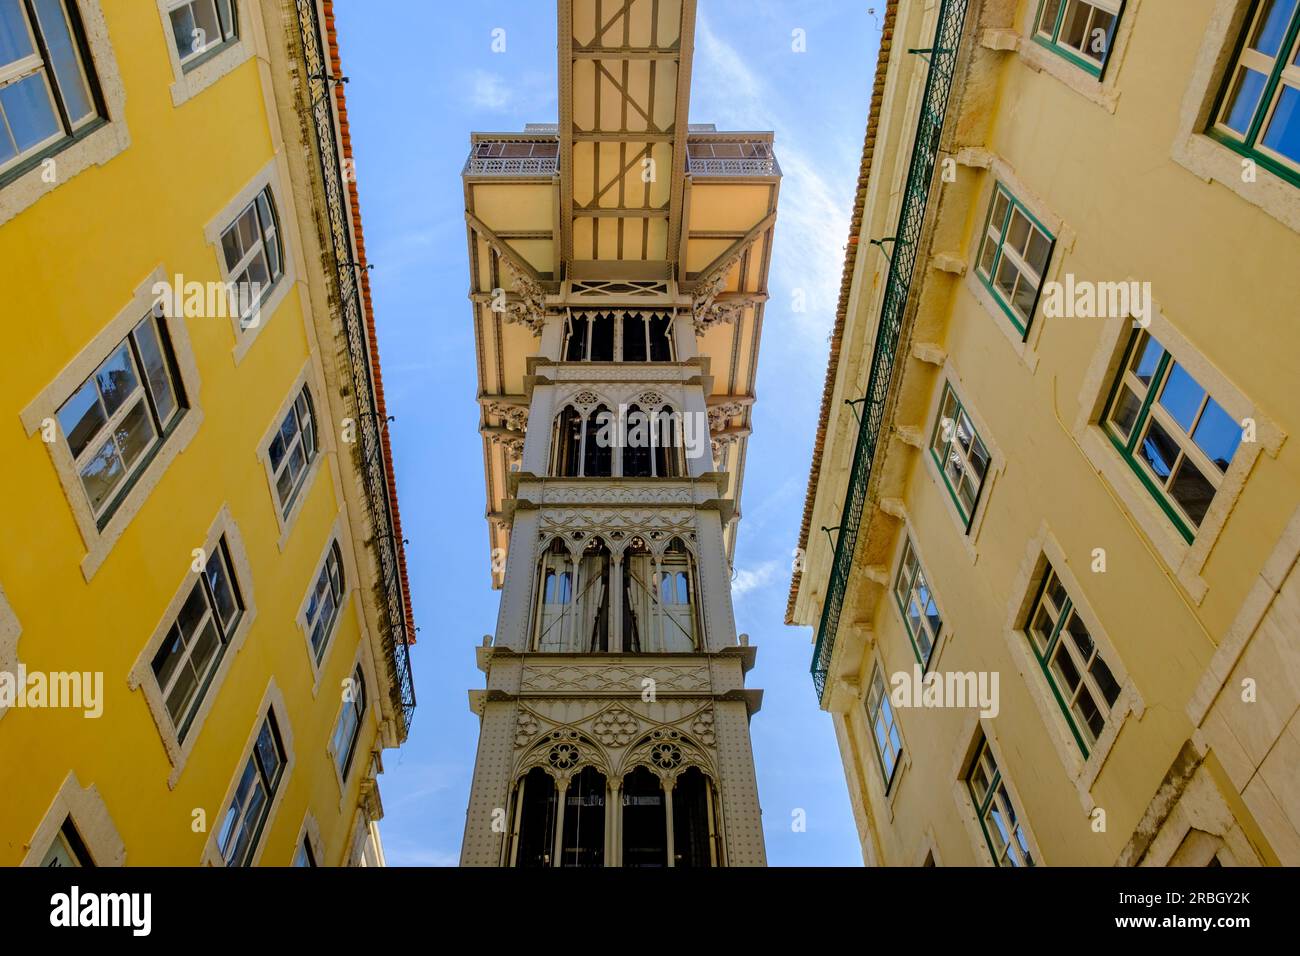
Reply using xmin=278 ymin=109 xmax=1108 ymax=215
xmin=294 ymin=0 xmax=416 ymax=732
xmin=810 ymin=0 xmax=970 ymax=702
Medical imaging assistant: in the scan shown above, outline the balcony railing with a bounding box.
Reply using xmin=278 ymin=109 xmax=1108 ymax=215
xmin=810 ymin=0 xmax=970 ymax=703
xmin=294 ymin=0 xmax=416 ymax=733
xmin=687 ymin=141 xmax=779 ymax=177
xmin=464 ymin=139 xmax=560 ymax=177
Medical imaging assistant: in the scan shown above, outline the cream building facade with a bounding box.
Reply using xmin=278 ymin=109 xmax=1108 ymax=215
xmin=459 ymin=0 xmax=777 ymax=867
xmin=789 ymin=0 xmax=1300 ymax=866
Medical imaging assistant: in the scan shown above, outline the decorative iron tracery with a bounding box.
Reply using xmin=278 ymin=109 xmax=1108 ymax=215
xmin=293 ymin=0 xmax=415 ymax=730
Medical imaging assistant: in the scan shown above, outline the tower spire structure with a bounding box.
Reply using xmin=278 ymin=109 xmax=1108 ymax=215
xmin=460 ymin=0 xmax=780 ymax=867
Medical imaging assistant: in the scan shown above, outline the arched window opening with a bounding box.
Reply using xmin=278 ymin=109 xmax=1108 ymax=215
xmin=623 ymin=404 xmax=652 ymax=478
xmin=621 ymin=767 xmax=667 ymax=867
xmin=622 ymin=313 xmax=648 ymax=362
xmin=649 ymin=313 xmax=674 ymax=361
xmin=536 ymin=539 xmax=574 ymax=652
xmin=563 ymin=312 xmax=675 ymax=363
xmin=653 ymin=406 xmax=684 ymax=478
xmin=583 ymin=405 xmax=613 ymax=477
xmin=511 ymin=767 xmax=558 ymax=867
xmin=623 ymin=537 xmax=697 ymax=653
xmin=536 ymin=538 xmax=609 ymax=652
xmin=564 ymin=314 xmax=589 ymax=361
xmin=551 ymin=405 xmax=583 ymax=477
xmin=672 ymin=767 xmax=717 ymax=867
xmin=560 ymin=767 xmax=606 ymax=867
xmin=590 ymin=314 xmax=615 ymax=361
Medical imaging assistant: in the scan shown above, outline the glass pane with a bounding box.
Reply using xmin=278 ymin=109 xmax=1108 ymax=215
xmin=79 ymin=436 xmax=124 ymax=512
xmin=268 ymin=432 xmax=286 ymax=472
xmin=1251 ymin=0 xmax=1298 ymax=57
xmin=1006 ymin=208 xmax=1030 ymax=255
xmin=33 ymin=0 xmax=93 ymax=124
xmin=1223 ymin=67 xmax=1268 ymax=135
xmin=1052 ymin=645 xmax=1082 ymax=691
xmin=1139 ymin=419 xmax=1180 ymax=481
xmin=1192 ymin=398 xmax=1241 ymax=471
xmin=1158 ymin=363 xmax=1206 ymax=434
xmin=1110 ymin=386 xmax=1141 ymax=440
xmin=1031 ymin=606 xmax=1055 ymax=653
xmin=0 ymin=0 xmax=34 ymax=65
xmin=955 ymin=413 xmax=974 ymax=453
xmin=1088 ymin=9 xmax=1117 ymax=62
xmin=1074 ymin=687 xmax=1104 ymax=740
xmin=1131 ymin=333 xmax=1162 ymax=385
xmin=285 ymin=442 xmax=305 ymax=487
xmin=221 ymin=224 xmax=244 ymax=271
xmin=1065 ymin=613 xmax=1094 ymax=660
xmin=1037 ymin=0 xmax=1063 ymax=35
xmin=206 ymin=552 xmax=238 ymax=631
xmin=217 ymin=0 xmax=235 ymax=38
xmin=968 ymin=435 xmax=990 ymax=484
xmin=96 ymin=343 xmax=139 ymax=416
xmin=176 ymin=581 xmax=208 ymax=641
xmin=1061 ymin=0 xmax=1091 ymax=51
xmin=164 ymin=660 xmax=199 ymax=724
xmin=978 ymin=234 xmax=997 ymax=275
xmin=924 ymin=596 xmax=942 ymax=643
xmin=1171 ymin=457 xmax=1215 ymax=526
xmin=275 ymin=458 xmax=296 ymax=508
xmin=58 ymin=379 xmax=105 ymax=458
xmin=969 ymin=760 xmax=990 ymax=802
xmin=255 ymin=720 xmax=281 ymax=781
xmin=114 ymin=398 xmax=156 ymax=469
xmin=1046 ymin=573 xmax=1067 ymax=612
xmin=150 ymin=624 xmax=186 ymax=691
xmin=1090 ymin=654 xmax=1122 ymax=706
xmin=1261 ymin=84 xmax=1300 ymax=163
xmin=133 ymin=316 xmax=177 ymax=426
xmin=167 ymin=6 xmax=196 ymax=59
xmin=995 ymin=255 xmax=1020 ymax=301
xmin=0 ymin=72 xmax=59 ymax=151
xmin=182 ymin=0 xmax=220 ymax=57
xmin=1025 ymin=227 xmax=1051 ymax=275
xmin=188 ymin=617 xmax=221 ymax=680
xmin=236 ymin=206 xmax=260 ymax=253
xmin=991 ymin=191 xmax=1010 ymax=233
xmin=1012 ymin=273 xmax=1040 ymax=319
xmin=959 ymin=473 xmax=978 ymax=514
xmin=907 ymin=597 xmax=923 ymax=638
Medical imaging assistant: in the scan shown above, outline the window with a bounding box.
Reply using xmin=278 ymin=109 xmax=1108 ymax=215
xmin=0 ymin=0 xmax=102 ymax=183
xmin=967 ymin=734 xmax=1034 ymax=866
xmin=56 ymin=309 xmax=186 ymax=528
xmin=1026 ymin=562 xmax=1123 ymax=753
xmin=268 ymin=384 xmax=317 ymax=517
xmin=975 ymin=184 xmax=1055 ymax=336
xmin=39 ymin=818 xmax=93 ymax=867
xmin=150 ymin=536 xmax=243 ymax=740
xmin=305 ymin=541 xmax=344 ymax=663
xmin=1033 ymin=0 xmax=1125 ymax=76
xmin=216 ymin=711 xmax=285 ymax=867
xmin=563 ymin=311 xmax=674 ymax=362
xmin=892 ymin=538 xmax=943 ymax=668
xmin=535 ymin=537 xmax=610 ymax=652
xmin=624 ymin=537 xmax=697 ymax=653
xmin=1102 ymin=329 xmax=1242 ymax=540
xmin=865 ymin=665 xmax=903 ymax=787
xmin=165 ymin=0 xmax=238 ymax=71
xmin=929 ymin=383 xmax=991 ymax=529
xmin=219 ymin=185 xmax=283 ymax=327
xmin=1209 ymin=0 xmax=1300 ymax=184
xmin=331 ymin=665 xmax=366 ymax=779
xmin=292 ymin=837 xmax=316 ymax=867
xmin=550 ymin=403 xmax=684 ymax=478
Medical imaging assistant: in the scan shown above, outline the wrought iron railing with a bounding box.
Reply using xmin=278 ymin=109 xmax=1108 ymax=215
xmin=810 ymin=0 xmax=969 ymax=702
xmin=294 ymin=0 xmax=416 ymax=733
xmin=463 ymin=156 xmax=560 ymax=176
xmin=687 ymin=157 xmax=779 ymax=176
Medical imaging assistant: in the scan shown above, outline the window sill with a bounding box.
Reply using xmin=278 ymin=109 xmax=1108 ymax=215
xmin=167 ymin=36 xmax=252 ymax=107
xmin=1016 ymin=35 xmax=1120 ymax=113
xmin=1171 ymin=132 xmax=1300 ymax=235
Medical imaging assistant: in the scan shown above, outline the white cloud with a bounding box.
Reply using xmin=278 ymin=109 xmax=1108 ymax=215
xmin=732 ymin=559 xmax=781 ymax=599
xmin=470 ymin=70 xmax=512 ymax=111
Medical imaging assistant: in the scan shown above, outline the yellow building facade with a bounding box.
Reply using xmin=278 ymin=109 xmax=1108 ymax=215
xmin=789 ymin=0 xmax=1300 ymax=866
xmin=0 ymin=0 xmax=414 ymax=866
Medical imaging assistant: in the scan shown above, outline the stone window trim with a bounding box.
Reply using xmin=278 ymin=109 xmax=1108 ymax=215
xmin=21 ymin=771 xmax=126 ymax=866
xmin=296 ymin=515 xmax=360 ymax=694
xmin=1173 ymin=0 xmax=1300 ymax=234
xmin=0 ymin=0 xmax=130 ymax=228
xmin=155 ymin=0 xmax=255 ymax=108
xmin=200 ymin=678 xmax=294 ymax=866
xmin=203 ymin=156 xmax=298 ymax=365
xmin=257 ymin=360 xmax=331 ymax=551
xmin=1012 ymin=0 xmax=1144 ymax=113
xmin=1002 ymin=522 xmax=1145 ymax=807
xmin=326 ymin=642 xmax=379 ymax=809
xmin=888 ymin=523 xmax=953 ymax=672
xmin=860 ymin=654 xmax=911 ymax=817
xmin=1071 ymin=294 xmax=1285 ymax=604
xmin=922 ymin=360 xmax=1004 ymax=560
xmin=0 ymin=582 xmax=20 ymax=722
xmin=19 ymin=267 xmax=205 ymax=583
xmin=126 ymin=504 xmax=257 ymax=789
xmin=961 ymin=153 xmax=1078 ymax=373
xmin=292 ymin=809 xmax=325 ymax=866
xmin=947 ymin=715 xmax=1045 ymax=867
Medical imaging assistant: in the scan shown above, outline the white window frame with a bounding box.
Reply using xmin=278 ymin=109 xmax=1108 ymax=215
xmin=20 ymin=268 xmax=204 ymax=582
xmin=128 ymin=505 xmax=257 ymax=787
xmin=864 ymin=663 xmax=904 ymax=791
xmin=892 ymin=535 xmax=945 ymax=670
xmin=257 ymin=362 xmax=327 ymax=549
xmin=328 ymin=646 xmax=378 ymax=803
xmin=201 ymin=680 xmax=294 ymax=867
xmin=965 ymin=731 xmax=1036 ymax=867
xmin=0 ymin=1 xmax=128 ymax=227
xmin=204 ymin=158 xmax=297 ymax=364
xmin=296 ymin=520 xmax=359 ymax=689
xmin=21 ymin=771 xmax=126 ymax=866
xmin=154 ymin=0 xmax=253 ymax=107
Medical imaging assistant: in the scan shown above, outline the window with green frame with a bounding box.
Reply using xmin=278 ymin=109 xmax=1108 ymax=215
xmin=1033 ymin=0 xmax=1126 ymax=77
xmin=1208 ymin=0 xmax=1300 ymax=187
xmin=1025 ymin=561 xmax=1122 ymax=755
xmin=966 ymin=734 xmax=1034 ymax=867
xmin=974 ymin=184 xmax=1055 ymax=337
xmin=929 ymin=383 xmax=991 ymax=530
xmin=892 ymin=537 xmax=943 ymax=668
xmin=865 ymin=665 xmax=903 ymax=789
xmin=1101 ymin=329 xmax=1243 ymax=542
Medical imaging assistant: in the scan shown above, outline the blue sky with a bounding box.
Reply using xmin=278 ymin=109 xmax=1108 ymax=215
xmin=332 ymin=0 xmax=882 ymax=867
